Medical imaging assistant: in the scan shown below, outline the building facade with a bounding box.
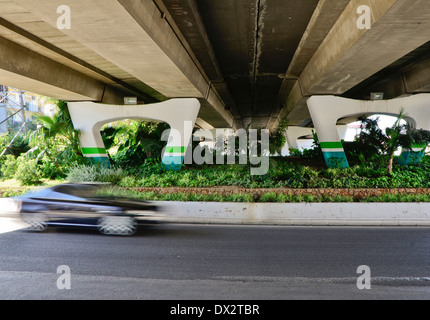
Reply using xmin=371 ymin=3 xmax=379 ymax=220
xmin=0 ymin=85 xmax=47 ymax=134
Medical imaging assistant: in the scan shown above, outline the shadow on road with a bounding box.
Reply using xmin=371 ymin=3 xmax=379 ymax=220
xmin=7 ymin=222 xmax=209 ymax=240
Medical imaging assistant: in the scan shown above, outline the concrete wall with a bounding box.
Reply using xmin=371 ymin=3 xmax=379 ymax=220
xmin=158 ymin=201 xmax=430 ymax=226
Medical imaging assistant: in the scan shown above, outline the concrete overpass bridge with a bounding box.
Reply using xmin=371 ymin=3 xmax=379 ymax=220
xmin=1 ymin=0 xmax=430 ymax=168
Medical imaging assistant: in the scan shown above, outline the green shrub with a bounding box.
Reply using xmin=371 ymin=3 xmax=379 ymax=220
xmin=1 ymin=155 xmax=18 ymax=179
xmin=97 ymin=166 xmax=126 ymax=184
xmin=259 ymin=192 xmax=280 ymax=202
xmin=66 ymin=164 xmax=126 ymax=184
xmin=66 ymin=164 xmax=99 ymax=182
xmin=118 ymin=176 xmax=137 ymax=188
xmin=363 ymin=193 xmax=430 ymax=202
xmin=0 ymin=155 xmax=44 ymax=185
xmin=38 ymin=156 xmax=62 ymax=180
xmin=14 ymin=158 xmax=42 ymax=186
xmin=0 ymin=188 xmax=30 ymax=197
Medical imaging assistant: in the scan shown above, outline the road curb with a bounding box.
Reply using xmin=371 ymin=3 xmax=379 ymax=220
xmin=156 ymin=201 xmax=430 ymax=226
xmin=2 ymin=199 xmax=430 ymax=227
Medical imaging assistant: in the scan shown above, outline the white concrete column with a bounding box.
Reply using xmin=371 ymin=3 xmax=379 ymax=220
xmin=307 ymin=94 xmax=430 ymax=168
xmin=280 ymin=126 xmax=348 ymax=157
xmin=307 ymin=96 xmax=349 ymax=168
xmin=336 ymin=125 xmax=348 ymax=141
xmin=68 ymin=98 xmax=200 ymax=170
xmin=285 ymin=126 xmax=314 ymax=150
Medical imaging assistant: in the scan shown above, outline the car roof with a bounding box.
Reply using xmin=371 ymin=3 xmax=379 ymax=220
xmin=20 ymin=183 xmax=104 ymax=200
xmin=52 ymin=183 xmax=102 ymax=197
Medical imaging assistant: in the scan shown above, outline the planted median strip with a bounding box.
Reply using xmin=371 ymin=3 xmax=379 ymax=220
xmin=4 ymin=155 xmax=430 ymax=203
xmin=122 ymin=187 xmax=430 ymax=203
xmin=3 ymin=183 xmax=430 ymax=203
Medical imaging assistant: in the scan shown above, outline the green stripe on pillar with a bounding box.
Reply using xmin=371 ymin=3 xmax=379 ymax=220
xmin=320 ymin=142 xmax=349 ymax=168
xmin=164 ymin=146 xmax=187 ymax=154
xmin=320 ymin=141 xmax=343 ymax=149
xmin=82 ymin=147 xmax=107 ymax=155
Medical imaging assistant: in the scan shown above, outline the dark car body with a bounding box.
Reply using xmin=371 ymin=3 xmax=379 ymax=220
xmin=15 ymin=183 xmax=160 ymax=235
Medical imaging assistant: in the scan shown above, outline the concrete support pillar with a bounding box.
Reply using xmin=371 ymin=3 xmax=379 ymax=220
xmin=285 ymin=126 xmax=314 ymax=150
xmin=307 ymin=94 xmax=430 ymax=168
xmin=397 ymin=142 xmax=427 ymax=166
xmin=336 ymin=125 xmax=348 ymax=141
xmin=280 ymin=125 xmax=349 ymax=157
xmin=68 ymin=98 xmax=200 ymax=170
xmin=307 ymin=97 xmax=349 ymax=168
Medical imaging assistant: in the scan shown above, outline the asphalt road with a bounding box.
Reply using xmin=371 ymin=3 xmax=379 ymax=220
xmin=0 ymin=219 xmax=430 ymax=300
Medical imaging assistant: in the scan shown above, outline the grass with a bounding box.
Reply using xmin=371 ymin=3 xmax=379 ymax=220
xmin=97 ymin=187 xmax=429 ymax=203
xmin=362 ymin=193 xmax=430 ymax=202
xmin=2 ymin=182 xmax=430 ymax=202
xmin=101 ymin=188 xmax=256 ymax=203
xmin=3 ymin=156 xmax=430 ymax=203
xmin=107 ymin=156 xmax=430 ymax=190
xmin=0 ymin=179 xmax=62 ymax=188
xmin=0 ymin=179 xmax=63 ymax=197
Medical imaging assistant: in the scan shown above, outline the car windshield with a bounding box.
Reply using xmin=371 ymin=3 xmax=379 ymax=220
xmin=20 ymin=184 xmax=123 ymax=201
xmin=52 ymin=184 xmax=101 ymax=199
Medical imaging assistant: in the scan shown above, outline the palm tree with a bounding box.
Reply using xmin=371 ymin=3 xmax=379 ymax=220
xmin=384 ymin=113 xmax=406 ymax=175
xmin=357 ymin=111 xmax=430 ymax=174
xmin=29 ymin=100 xmax=82 ymax=158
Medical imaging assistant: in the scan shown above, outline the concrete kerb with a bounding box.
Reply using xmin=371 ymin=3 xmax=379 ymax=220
xmin=2 ymin=199 xmax=430 ymax=227
xmin=157 ymin=201 xmax=430 ymax=227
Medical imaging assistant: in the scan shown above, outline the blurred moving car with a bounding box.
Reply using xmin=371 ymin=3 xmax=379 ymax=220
xmin=7 ymin=183 xmax=160 ymax=236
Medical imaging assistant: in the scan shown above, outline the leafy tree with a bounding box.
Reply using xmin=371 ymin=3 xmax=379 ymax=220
xmin=355 ymin=111 xmax=430 ymax=174
xmin=384 ymin=112 xmax=406 ymax=175
xmin=101 ymin=120 xmax=169 ymax=167
xmin=29 ymin=100 xmax=82 ymax=159
xmin=398 ymin=126 xmax=430 ymax=151
xmin=0 ymin=133 xmax=30 ymax=157
xmin=302 ymin=130 xmax=324 ymax=161
xmin=352 ymin=116 xmax=387 ymax=164
xmin=0 ymin=100 xmax=85 ymax=182
xmin=135 ymin=121 xmax=170 ymax=159
xmin=21 ymin=100 xmax=84 ymax=180
xmin=269 ymin=120 xmax=289 ymax=155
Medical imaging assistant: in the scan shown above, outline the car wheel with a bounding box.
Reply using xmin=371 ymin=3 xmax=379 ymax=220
xmin=21 ymin=213 xmax=48 ymax=232
xmin=98 ymin=216 xmax=137 ymax=236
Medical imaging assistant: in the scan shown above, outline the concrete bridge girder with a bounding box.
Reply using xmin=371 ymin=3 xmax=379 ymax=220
xmin=0 ymin=0 xmax=430 ymax=136
xmin=278 ymin=0 xmax=430 ymax=129
xmin=3 ymin=0 xmax=235 ymax=129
